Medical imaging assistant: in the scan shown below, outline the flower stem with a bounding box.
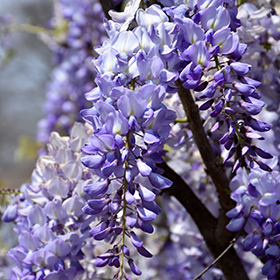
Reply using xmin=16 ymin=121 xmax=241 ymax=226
xmin=119 ymin=133 xmax=130 ymax=278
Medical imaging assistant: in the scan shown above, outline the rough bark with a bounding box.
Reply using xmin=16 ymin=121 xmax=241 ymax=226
xmin=175 ymin=80 xmax=235 ymax=213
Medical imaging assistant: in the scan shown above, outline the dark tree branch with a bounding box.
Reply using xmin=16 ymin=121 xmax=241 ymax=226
xmin=159 ymin=162 xmax=217 ymax=242
xmin=193 ymin=206 xmax=253 ymax=280
xmin=174 ymin=81 xmax=236 ymax=259
xmin=175 ymin=80 xmax=235 ymax=212
xmin=160 ymin=162 xmax=250 ymax=280
xmin=99 ymin=0 xmax=116 ymax=20
xmin=164 ymin=80 xmax=251 ymax=280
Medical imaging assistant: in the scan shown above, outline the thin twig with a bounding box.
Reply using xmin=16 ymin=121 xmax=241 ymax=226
xmin=193 ymin=239 xmax=236 ymax=280
xmin=193 ymin=206 xmax=254 ymax=280
xmin=0 ymin=24 xmax=54 ymax=35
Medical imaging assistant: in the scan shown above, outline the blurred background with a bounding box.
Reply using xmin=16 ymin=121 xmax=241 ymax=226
xmin=0 ymin=0 xmax=52 ymax=190
xmin=0 ymin=1 xmax=53 ymax=273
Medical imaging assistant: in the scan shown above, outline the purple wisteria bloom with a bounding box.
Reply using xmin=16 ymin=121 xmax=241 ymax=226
xmin=37 ymin=0 xmax=107 ymax=143
xmin=227 ymin=167 xmax=280 ymax=279
xmin=2 ymin=123 xmax=105 ymax=279
xmin=81 ymin=82 xmax=175 ymax=277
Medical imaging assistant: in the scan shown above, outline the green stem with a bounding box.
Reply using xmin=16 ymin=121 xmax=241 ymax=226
xmin=0 ymin=189 xmax=21 ymax=196
xmin=214 ymin=55 xmax=221 ymax=71
xmin=16 ymin=24 xmax=54 ymax=35
xmin=119 ymin=133 xmax=130 ymax=278
xmin=174 ymin=116 xmax=188 ymax=124
xmin=0 ymin=24 xmax=54 ymax=35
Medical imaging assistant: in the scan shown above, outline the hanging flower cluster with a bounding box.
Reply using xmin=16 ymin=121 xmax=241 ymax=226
xmin=166 ymin=0 xmax=272 ymax=171
xmin=226 ymin=166 xmax=280 ymax=279
xmin=237 ymin=2 xmax=280 ymax=112
xmin=37 ymin=0 xmax=107 ymax=143
xmin=2 ymin=123 xmax=102 ymax=279
xmin=81 ymin=84 xmax=176 ymax=277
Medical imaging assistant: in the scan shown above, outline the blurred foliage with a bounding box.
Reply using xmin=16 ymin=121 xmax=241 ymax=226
xmin=15 ymin=135 xmax=40 ymax=162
